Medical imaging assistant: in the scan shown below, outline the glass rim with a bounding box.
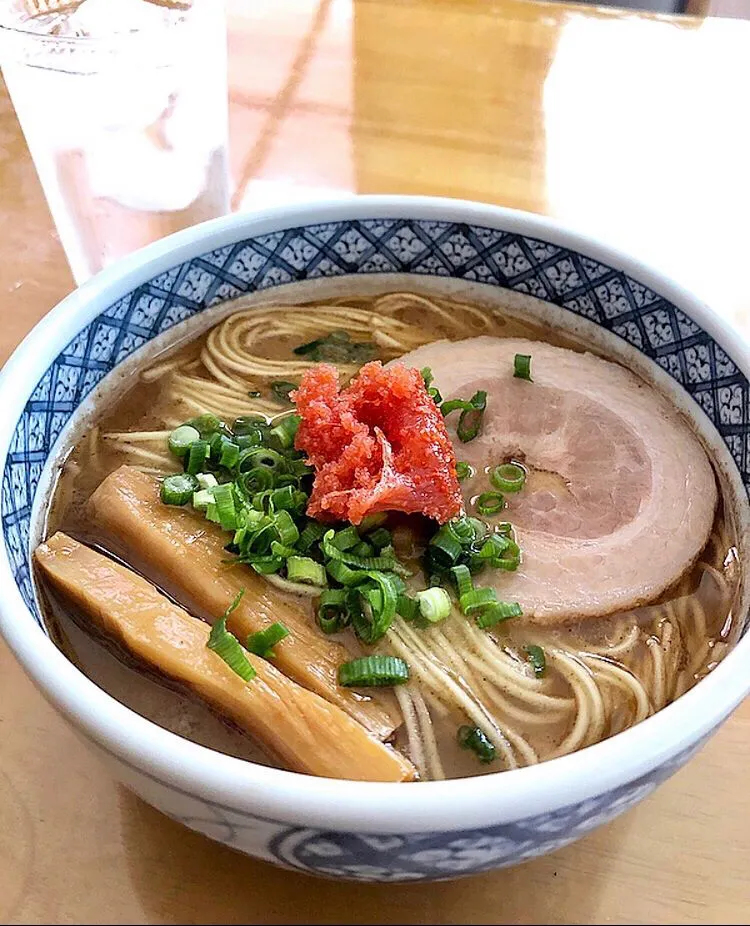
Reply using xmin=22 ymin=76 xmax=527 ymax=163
xmin=0 ymin=1 xmax=204 ymax=47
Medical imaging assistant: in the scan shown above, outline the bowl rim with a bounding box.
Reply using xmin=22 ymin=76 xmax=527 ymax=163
xmin=1 ymin=194 xmax=749 ymax=834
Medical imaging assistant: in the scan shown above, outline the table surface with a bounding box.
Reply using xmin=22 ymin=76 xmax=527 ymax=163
xmin=2 ymin=1 xmax=750 ymax=923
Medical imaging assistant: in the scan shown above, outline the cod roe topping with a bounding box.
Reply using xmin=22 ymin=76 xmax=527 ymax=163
xmin=293 ymin=361 xmax=463 ymax=524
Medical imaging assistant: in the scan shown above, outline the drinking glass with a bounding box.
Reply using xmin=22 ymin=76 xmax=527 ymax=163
xmin=0 ymin=0 xmax=230 ymax=283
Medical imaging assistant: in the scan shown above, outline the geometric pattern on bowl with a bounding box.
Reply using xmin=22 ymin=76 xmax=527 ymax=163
xmin=0 ymin=218 xmax=742 ymax=879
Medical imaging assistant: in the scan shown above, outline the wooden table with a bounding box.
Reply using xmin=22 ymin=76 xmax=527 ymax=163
xmin=2 ymin=1 xmax=750 ymax=923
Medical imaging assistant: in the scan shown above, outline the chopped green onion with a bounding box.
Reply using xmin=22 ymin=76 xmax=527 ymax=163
xmin=330 ymin=525 xmax=360 ymax=551
xmin=447 ymin=517 xmax=477 ymax=544
xmin=298 ymin=520 xmax=327 ymax=552
xmin=525 ymin=644 xmax=546 ymax=677
xmin=239 ymin=467 xmax=275 ymax=495
xmin=317 ymin=589 xmax=350 ymax=633
xmin=192 ymin=488 xmax=214 ymax=510
xmin=490 ymin=463 xmax=526 ymax=493
xmin=396 ymin=593 xmax=420 ymax=621
xmin=455 ymin=461 xmax=473 ymax=481
xmin=476 ymin=491 xmax=505 ymax=516
xmin=359 ymin=512 xmax=387 ymax=532
xmin=196 ymin=472 xmax=218 ymax=489
xmin=270 ymin=540 xmax=299 ymax=559
xmin=416 ymin=587 xmax=451 ymax=623
xmin=219 ymin=440 xmax=240 ymax=469
xmin=286 ymin=556 xmax=327 ymax=586
xmin=367 ymin=527 xmax=392 ymax=550
xmin=322 ymin=530 xmax=403 ymax=573
xmin=246 ymin=622 xmax=290 ymax=658
xmin=421 ymin=367 xmax=434 ymax=388
xmin=476 ymin=601 xmax=523 ymax=629
xmin=514 ymin=353 xmax=532 ymax=381
xmin=206 ymin=591 xmax=255 ymax=682
xmin=238 ymin=447 xmax=285 ymax=473
xmin=326 ymin=559 xmax=370 ymax=586
xmin=457 ymin=391 xmax=487 ymax=443
xmin=492 ymin=539 xmax=521 ymax=571
xmin=168 ymin=425 xmax=200 ymax=458
xmin=247 ymin=390 xmax=261 ymax=398
xmin=270 ymin=381 xmax=298 ymax=404
xmin=249 ymin=555 xmax=284 ymax=575
xmin=428 ymin=526 xmax=463 ymax=565
xmin=351 ymin=540 xmax=374 ymax=558
xmin=160 ymin=473 xmax=199 ymax=506
xmin=269 ymin=414 xmax=300 ymax=450
xmin=460 ymin=587 xmax=497 ymax=614
xmin=451 ymin=564 xmax=473 ymax=598
xmin=212 ymin=482 xmax=238 ymax=531
xmin=338 ymin=655 xmax=410 ymax=687
xmin=233 ymin=414 xmax=268 ymax=436
xmin=187 ymin=413 xmax=225 ymax=438
xmin=441 ymin=398 xmax=472 ymax=417
xmin=457 ymin=725 xmax=496 ymax=763
xmin=271 ymin=510 xmax=299 ymax=546
xmin=186 ymin=439 xmax=210 ymax=475
xmin=350 ymin=572 xmax=400 ymax=643
xmin=429 ymin=388 xmax=443 ymax=404
xmin=205 ymin=501 xmax=219 ymax=523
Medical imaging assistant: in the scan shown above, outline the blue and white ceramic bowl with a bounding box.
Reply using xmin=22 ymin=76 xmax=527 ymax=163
xmin=1 ymin=197 xmax=749 ymax=883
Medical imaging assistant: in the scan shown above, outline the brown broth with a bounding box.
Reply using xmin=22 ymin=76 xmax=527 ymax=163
xmin=35 ymin=292 xmax=743 ymax=780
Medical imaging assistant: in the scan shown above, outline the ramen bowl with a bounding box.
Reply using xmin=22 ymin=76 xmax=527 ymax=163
xmin=1 ymin=197 xmax=749 ymax=882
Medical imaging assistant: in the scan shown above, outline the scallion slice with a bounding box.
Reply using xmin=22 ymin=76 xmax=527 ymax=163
xmin=187 ymin=413 xmax=225 ymax=438
xmin=455 ymin=461 xmax=473 ymax=481
xmin=160 ymin=473 xmax=199 ymax=506
xmin=367 ymin=527 xmax=392 ymax=550
xmin=286 ymin=556 xmax=327 ymax=586
xmin=428 ymin=526 xmax=463 ymax=566
xmin=460 ymin=586 xmax=497 ymax=614
xmin=441 ymin=398 xmax=472 ymax=417
xmin=476 ymin=491 xmax=505 ymax=516
xmin=238 ymin=447 xmax=285 ymax=473
xmin=350 ymin=571 xmax=400 ymax=643
xmin=298 ymin=520 xmax=327 ymax=552
xmin=239 ymin=467 xmax=275 ymax=495
xmin=246 ymin=622 xmax=290 ymax=658
xmin=451 ymin=564 xmax=473 ymax=598
xmin=196 ymin=472 xmax=218 ymax=489
xmin=192 ymin=488 xmax=214 ymax=510
xmin=514 ymin=353 xmax=532 ymax=381
xmin=206 ymin=591 xmax=255 ymax=681
xmin=457 ymin=390 xmax=487 ymax=443
xmin=317 ymin=589 xmax=350 ymax=633
xmin=326 ymin=559 xmax=370 ymax=586
xmin=396 ymin=593 xmax=420 ymax=621
xmin=457 ymin=725 xmax=496 ymax=763
xmin=211 ymin=482 xmax=238 ymax=531
xmin=219 ymin=439 xmax=240 ymax=469
xmin=416 ymin=587 xmax=451 ymax=623
xmin=270 ymin=381 xmax=298 ymax=405
xmin=476 ymin=601 xmax=523 ymax=629
xmin=269 ymin=414 xmax=300 ymax=450
xmin=525 ymin=644 xmax=546 ymax=677
xmin=490 ymin=463 xmax=526 ymax=493
xmin=338 ymin=655 xmax=410 ymax=687
xmin=168 ymin=424 xmax=200 ymax=458
xmin=330 ymin=525 xmax=360 ymax=551
xmin=249 ymin=555 xmax=284 ymax=575
xmin=186 ymin=439 xmax=210 ymax=475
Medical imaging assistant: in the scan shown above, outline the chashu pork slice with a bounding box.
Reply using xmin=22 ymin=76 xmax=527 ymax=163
xmin=87 ymin=466 xmax=398 ymax=739
xmin=35 ymin=533 xmax=416 ymax=782
xmin=398 ymin=336 xmax=717 ymax=623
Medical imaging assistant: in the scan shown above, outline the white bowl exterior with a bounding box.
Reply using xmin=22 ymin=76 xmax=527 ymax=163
xmin=1 ymin=197 xmax=748 ymax=877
